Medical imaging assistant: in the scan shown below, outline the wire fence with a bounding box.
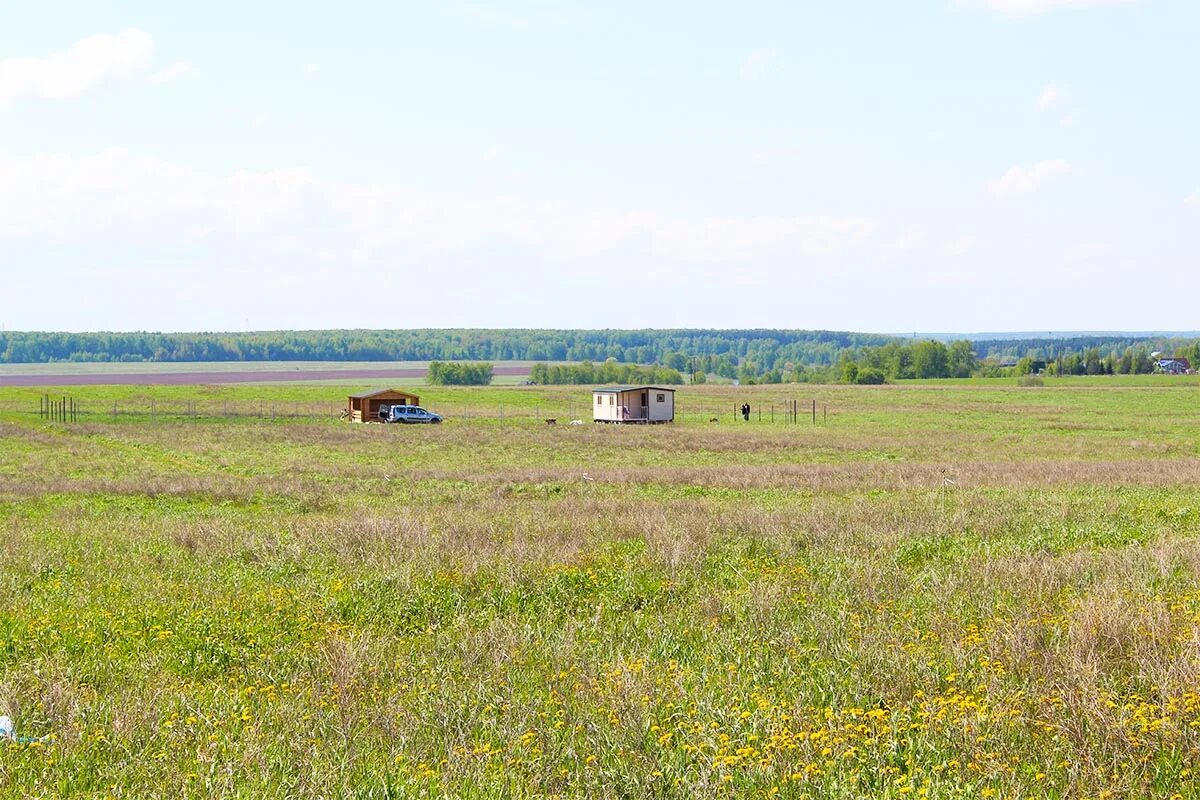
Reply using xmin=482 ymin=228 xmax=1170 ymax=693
xmin=0 ymin=396 xmax=831 ymax=426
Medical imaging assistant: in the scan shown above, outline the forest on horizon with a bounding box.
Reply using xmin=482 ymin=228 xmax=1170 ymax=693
xmin=2 ymin=329 xmax=1197 ymax=383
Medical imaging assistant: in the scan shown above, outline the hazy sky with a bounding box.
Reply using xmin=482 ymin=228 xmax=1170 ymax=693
xmin=1 ymin=0 xmax=1196 ymax=333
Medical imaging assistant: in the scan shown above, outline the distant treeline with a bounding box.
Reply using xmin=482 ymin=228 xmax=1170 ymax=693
xmin=1024 ymin=342 xmax=1200 ymax=376
xmin=3 ymin=329 xmax=1197 ymax=384
xmin=974 ymin=336 xmax=1200 ymax=362
xmin=837 ymin=340 xmax=978 ymax=384
xmin=426 ymin=361 xmax=493 ymax=386
xmin=833 ymin=339 xmax=1200 ymax=383
xmin=529 ymin=362 xmax=684 ymax=386
xmin=0 ymin=329 xmax=893 ymax=367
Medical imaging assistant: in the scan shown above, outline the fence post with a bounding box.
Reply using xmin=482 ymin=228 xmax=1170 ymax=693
xmin=812 ymin=399 xmax=816 ymax=425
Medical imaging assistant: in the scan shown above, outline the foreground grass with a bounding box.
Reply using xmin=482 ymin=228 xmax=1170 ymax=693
xmin=2 ymin=382 xmax=1200 ymax=797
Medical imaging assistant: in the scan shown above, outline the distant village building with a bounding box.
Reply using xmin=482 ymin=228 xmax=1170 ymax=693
xmin=593 ymin=386 xmax=675 ymax=424
xmin=346 ymin=389 xmax=420 ymax=422
xmin=1155 ymin=358 xmax=1193 ymax=375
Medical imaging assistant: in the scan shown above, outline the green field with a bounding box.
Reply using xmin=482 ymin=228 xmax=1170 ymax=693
xmin=2 ymin=381 xmax=1200 ymax=798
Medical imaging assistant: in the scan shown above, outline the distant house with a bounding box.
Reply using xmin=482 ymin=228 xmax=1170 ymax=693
xmin=593 ymin=386 xmax=675 ymax=424
xmin=346 ymin=388 xmax=420 ymax=422
xmin=1156 ymin=358 xmax=1193 ymax=375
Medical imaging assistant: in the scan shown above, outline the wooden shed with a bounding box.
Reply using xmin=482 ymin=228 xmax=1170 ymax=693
xmin=593 ymin=386 xmax=675 ymax=424
xmin=347 ymin=389 xmax=420 ymax=422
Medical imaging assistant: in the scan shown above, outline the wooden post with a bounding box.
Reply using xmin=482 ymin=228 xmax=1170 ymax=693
xmin=771 ymin=404 xmax=774 ymax=423
xmin=812 ymin=399 xmax=816 ymax=425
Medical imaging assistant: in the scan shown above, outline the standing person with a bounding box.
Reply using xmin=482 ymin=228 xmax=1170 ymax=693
xmin=742 ymin=403 xmax=750 ymax=421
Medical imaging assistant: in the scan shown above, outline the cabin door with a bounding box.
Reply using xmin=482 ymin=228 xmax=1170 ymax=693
xmin=641 ymin=392 xmax=648 ymax=419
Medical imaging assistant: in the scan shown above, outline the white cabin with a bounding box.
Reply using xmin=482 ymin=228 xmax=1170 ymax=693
xmin=592 ymin=386 xmax=675 ymax=424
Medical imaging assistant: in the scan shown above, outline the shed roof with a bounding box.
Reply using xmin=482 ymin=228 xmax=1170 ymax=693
xmin=348 ymin=388 xmax=420 ymax=399
xmin=592 ymin=385 xmax=677 ymax=394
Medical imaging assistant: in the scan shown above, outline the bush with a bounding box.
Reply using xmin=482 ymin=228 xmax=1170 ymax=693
xmin=855 ymin=367 xmax=886 ymax=385
xmin=427 ymin=361 xmax=493 ymax=385
xmin=1017 ymin=375 xmax=1044 ymax=387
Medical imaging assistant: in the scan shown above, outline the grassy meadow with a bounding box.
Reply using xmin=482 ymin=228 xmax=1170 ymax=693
xmin=2 ymin=379 xmax=1200 ymax=798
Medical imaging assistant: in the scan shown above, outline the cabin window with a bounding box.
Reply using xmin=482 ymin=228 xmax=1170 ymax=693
xmin=596 ymin=395 xmax=602 ymax=405
xmin=609 ymin=396 xmax=614 ymax=405
xmin=657 ymin=393 xmax=665 ymax=402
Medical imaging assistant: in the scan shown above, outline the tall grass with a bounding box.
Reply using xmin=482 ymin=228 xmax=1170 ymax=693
xmin=1 ymin=382 xmax=1199 ymax=797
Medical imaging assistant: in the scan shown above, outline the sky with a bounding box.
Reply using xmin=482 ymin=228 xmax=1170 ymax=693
xmin=0 ymin=0 xmax=1197 ymax=334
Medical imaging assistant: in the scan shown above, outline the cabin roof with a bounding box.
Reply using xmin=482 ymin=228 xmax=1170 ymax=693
xmin=347 ymin=388 xmax=420 ymax=400
xmin=592 ymin=385 xmax=677 ymax=394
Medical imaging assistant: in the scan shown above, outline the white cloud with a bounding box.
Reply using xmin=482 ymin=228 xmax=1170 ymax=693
xmin=741 ymin=48 xmax=778 ymax=81
xmin=989 ymin=159 xmax=1070 ymax=196
xmin=303 ymin=61 xmax=321 ymax=76
xmin=251 ymin=113 xmax=270 ymax=129
xmin=1036 ymin=82 xmax=1065 ymax=110
xmin=1062 ymin=241 xmax=1112 ymax=261
xmin=944 ymin=237 xmax=986 ymax=258
xmin=0 ymin=149 xmax=879 ymax=269
xmin=0 ymin=29 xmax=154 ymax=109
xmin=1060 ymin=241 xmax=1112 ymax=278
xmin=13 ymin=148 xmax=1189 ymax=332
xmin=1186 ymin=193 xmax=1199 ymax=209
xmin=956 ymin=0 xmax=1136 ymax=16
xmin=150 ymin=61 xmax=192 ymax=85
